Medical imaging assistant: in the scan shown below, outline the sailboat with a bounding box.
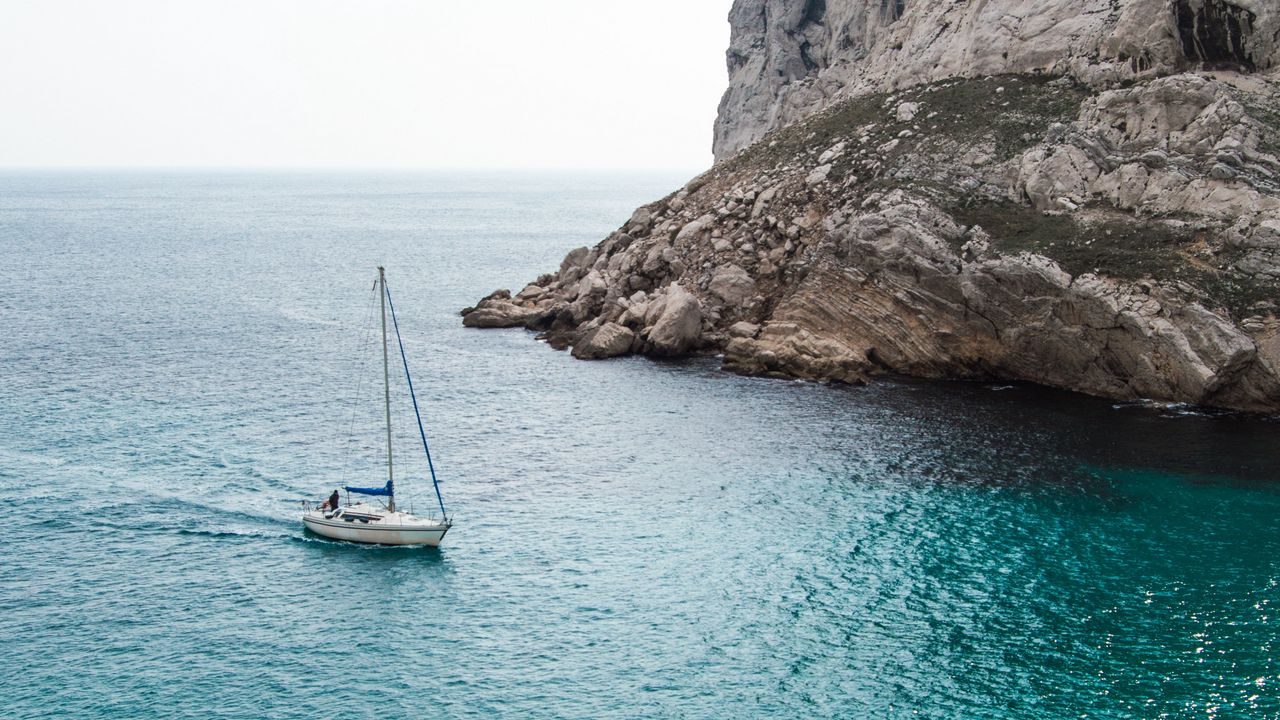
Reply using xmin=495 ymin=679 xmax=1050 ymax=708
xmin=301 ymin=266 xmax=453 ymax=546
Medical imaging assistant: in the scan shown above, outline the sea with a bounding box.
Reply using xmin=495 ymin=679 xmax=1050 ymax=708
xmin=2 ymin=170 xmax=1278 ymax=719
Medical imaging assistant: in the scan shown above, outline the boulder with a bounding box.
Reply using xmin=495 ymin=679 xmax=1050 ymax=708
xmin=677 ymin=214 xmax=716 ymax=242
xmin=514 ymin=284 xmax=546 ymax=301
xmin=642 ymin=243 xmax=670 ymax=275
xmin=461 ymin=298 xmax=546 ymax=329
xmin=558 ymin=246 xmax=594 ymax=283
xmin=627 ymin=207 xmax=653 ymax=234
xmin=576 ymin=269 xmax=608 ymax=300
xmin=571 ymin=322 xmax=636 ymax=359
xmin=709 ymin=264 xmax=757 ymax=306
xmin=647 ymin=285 xmax=703 ymax=355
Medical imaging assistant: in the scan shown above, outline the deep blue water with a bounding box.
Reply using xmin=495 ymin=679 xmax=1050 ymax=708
xmin=2 ymin=171 xmax=1279 ymax=719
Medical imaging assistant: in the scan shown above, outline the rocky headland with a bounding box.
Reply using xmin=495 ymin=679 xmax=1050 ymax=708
xmin=463 ymin=0 xmax=1280 ymax=413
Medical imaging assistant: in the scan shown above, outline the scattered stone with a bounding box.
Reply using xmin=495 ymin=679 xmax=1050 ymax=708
xmin=818 ymin=142 xmax=847 ymax=164
xmin=806 ymin=164 xmax=832 ymax=185
xmin=896 ymin=101 xmax=920 ymax=122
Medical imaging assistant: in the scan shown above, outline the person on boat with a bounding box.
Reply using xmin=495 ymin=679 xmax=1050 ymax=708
xmin=322 ymin=489 xmax=340 ymax=516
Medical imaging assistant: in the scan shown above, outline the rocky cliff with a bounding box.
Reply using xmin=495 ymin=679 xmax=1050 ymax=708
xmin=463 ymin=0 xmax=1280 ymax=413
xmin=714 ymin=0 xmax=1280 ymax=158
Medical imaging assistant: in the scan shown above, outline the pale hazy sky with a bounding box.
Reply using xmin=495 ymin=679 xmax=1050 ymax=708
xmin=0 ymin=1 xmax=732 ymax=170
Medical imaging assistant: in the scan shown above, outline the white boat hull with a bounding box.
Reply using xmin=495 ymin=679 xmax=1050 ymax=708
xmin=302 ymin=508 xmax=450 ymax=546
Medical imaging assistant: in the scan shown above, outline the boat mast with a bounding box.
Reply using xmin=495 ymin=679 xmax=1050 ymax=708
xmin=379 ymin=266 xmax=395 ymax=513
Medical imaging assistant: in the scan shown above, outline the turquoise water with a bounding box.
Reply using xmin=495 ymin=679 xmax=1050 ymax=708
xmin=2 ymin=171 xmax=1278 ymax=719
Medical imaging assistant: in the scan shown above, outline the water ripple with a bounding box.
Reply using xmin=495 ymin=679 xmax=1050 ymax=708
xmin=2 ymin=172 xmax=1278 ymax=719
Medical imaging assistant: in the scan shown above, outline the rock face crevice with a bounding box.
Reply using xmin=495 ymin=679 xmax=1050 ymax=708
xmin=464 ymin=1 xmax=1280 ymax=413
xmin=1176 ymin=0 xmax=1259 ymax=72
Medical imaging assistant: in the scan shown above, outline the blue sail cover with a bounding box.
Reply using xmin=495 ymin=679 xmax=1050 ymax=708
xmin=345 ymin=480 xmax=394 ymax=497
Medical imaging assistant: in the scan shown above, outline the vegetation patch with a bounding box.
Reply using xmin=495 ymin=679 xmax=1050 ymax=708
xmin=722 ymin=74 xmax=1089 ymax=178
xmin=1233 ymin=88 xmax=1280 ymax=159
xmin=908 ymin=75 xmax=1087 ymax=161
xmin=952 ymin=200 xmax=1279 ymax=319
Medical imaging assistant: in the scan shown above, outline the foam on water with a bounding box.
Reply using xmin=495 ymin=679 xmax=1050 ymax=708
xmin=2 ymin=171 xmax=1279 ymax=719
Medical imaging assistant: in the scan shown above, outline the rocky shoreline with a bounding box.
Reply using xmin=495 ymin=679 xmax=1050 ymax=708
xmin=463 ymin=1 xmax=1280 ymax=413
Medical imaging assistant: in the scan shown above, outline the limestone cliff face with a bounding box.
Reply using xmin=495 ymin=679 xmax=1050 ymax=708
xmin=714 ymin=0 xmax=1280 ymax=158
xmin=464 ymin=0 xmax=1280 ymax=413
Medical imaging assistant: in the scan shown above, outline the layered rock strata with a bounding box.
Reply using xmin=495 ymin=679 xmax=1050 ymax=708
xmin=464 ymin=1 xmax=1280 ymax=413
